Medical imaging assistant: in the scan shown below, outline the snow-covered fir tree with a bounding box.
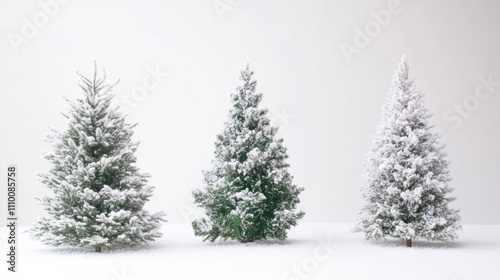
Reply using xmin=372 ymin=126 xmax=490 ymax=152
xmin=31 ymin=65 xmax=166 ymax=252
xmin=355 ymin=55 xmax=461 ymax=247
xmin=192 ymin=64 xmax=305 ymax=243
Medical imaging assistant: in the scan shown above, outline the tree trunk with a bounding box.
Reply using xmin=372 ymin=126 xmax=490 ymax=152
xmin=240 ymin=239 xmax=253 ymax=243
xmin=405 ymin=238 xmax=412 ymax=247
xmin=95 ymin=246 xmax=102 ymax=252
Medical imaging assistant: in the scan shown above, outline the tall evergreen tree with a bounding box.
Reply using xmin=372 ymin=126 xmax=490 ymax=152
xmin=355 ymin=55 xmax=461 ymax=247
xmin=31 ymin=65 xmax=166 ymax=252
xmin=192 ymin=64 xmax=304 ymax=242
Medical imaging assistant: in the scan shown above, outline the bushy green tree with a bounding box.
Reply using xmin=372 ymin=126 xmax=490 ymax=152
xmin=192 ymin=65 xmax=304 ymax=242
xmin=32 ymin=65 xmax=166 ymax=252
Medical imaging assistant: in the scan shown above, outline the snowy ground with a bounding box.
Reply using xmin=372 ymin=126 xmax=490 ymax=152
xmin=1 ymin=223 xmax=499 ymax=280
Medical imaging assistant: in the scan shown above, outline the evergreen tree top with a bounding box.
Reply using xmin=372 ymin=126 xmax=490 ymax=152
xmin=230 ymin=64 xmax=263 ymax=112
xmin=380 ymin=55 xmax=431 ymax=137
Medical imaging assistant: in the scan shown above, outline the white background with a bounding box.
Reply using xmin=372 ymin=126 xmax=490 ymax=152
xmin=1 ymin=0 xmax=499 ymax=226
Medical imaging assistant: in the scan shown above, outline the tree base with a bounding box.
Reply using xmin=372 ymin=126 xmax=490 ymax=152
xmin=95 ymin=246 xmax=102 ymax=252
xmin=405 ymin=238 xmax=412 ymax=247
